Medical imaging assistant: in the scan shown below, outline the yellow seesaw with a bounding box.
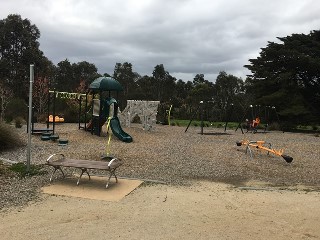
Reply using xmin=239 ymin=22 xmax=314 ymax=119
xmin=236 ymin=140 xmax=293 ymax=163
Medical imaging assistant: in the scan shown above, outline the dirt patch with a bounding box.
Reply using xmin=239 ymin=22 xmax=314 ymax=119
xmin=1 ymin=181 xmax=319 ymax=240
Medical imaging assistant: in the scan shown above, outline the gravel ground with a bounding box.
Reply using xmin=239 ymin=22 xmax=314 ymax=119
xmin=1 ymin=123 xmax=319 ymax=211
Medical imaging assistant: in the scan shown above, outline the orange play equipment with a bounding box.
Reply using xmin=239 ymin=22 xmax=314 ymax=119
xmin=236 ymin=139 xmax=293 ymax=163
xmin=48 ymin=115 xmax=64 ymax=123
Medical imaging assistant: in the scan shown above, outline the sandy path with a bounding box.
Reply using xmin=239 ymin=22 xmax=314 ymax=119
xmin=1 ymin=181 xmax=319 ymax=240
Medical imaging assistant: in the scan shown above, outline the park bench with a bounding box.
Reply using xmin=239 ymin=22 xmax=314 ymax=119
xmin=46 ymin=153 xmax=123 ymax=188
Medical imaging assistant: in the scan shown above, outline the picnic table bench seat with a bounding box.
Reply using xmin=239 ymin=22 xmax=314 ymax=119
xmin=46 ymin=153 xmax=123 ymax=188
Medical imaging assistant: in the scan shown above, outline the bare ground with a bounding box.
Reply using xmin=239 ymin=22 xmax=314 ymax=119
xmin=1 ymin=181 xmax=320 ymax=240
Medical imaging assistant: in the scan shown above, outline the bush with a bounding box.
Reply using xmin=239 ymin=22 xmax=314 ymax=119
xmin=267 ymin=122 xmax=281 ymax=131
xmin=0 ymin=122 xmax=25 ymax=151
xmin=14 ymin=116 xmax=25 ymax=128
xmin=4 ymin=98 xmax=28 ymax=122
xmin=279 ymin=122 xmax=295 ymax=131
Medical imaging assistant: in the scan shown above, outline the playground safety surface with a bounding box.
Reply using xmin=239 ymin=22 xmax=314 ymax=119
xmin=41 ymin=176 xmax=143 ymax=201
xmin=1 ymin=123 xmax=320 ymax=239
xmin=1 ymin=122 xmax=320 ymax=212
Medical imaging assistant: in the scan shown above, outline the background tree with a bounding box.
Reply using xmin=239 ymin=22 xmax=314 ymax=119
xmin=73 ymin=61 xmax=100 ymax=90
xmin=54 ymin=59 xmax=74 ymax=91
xmin=193 ymin=73 xmax=205 ymax=85
xmin=185 ymin=74 xmax=214 ymax=121
xmin=54 ymin=59 xmax=99 ymax=92
xmin=32 ymin=76 xmax=49 ymax=115
xmin=113 ymin=62 xmax=136 ymax=108
xmin=170 ymin=79 xmax=193 ymax=118
xmin=64 ymin=79 xmax=88 ymax=122
xmin=0 ymin=14 xmax=51 ymax=100
xmin=0 ymin=81 xmax=13 ymax=121
xmin=152 ymin=64 xmax=168 ymax=101
xmin=245 ymin=30 xmax=320 ymax=124
xmin=162 ymin=74 xmax=176 ymax=103
xmin=213 ymin=71 xmax=244 ymax=121
xmin=134 ymin=75 xmax=157 ymax=101
xmin=190 ymin=75 xmax=214 ymax=104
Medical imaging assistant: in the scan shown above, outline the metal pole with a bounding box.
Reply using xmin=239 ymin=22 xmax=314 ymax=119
xmin=224 ymin=103 xmax=234 ymax=132
xmin=200 ymin=101 xmax=204 ymax=135
xmin=184 ymin=102 xmax=201 ymax=133
xmin=27 ymin=64 xmax=34 ymax=173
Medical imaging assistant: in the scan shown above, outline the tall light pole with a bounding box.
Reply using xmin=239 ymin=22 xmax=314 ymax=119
xmin=27 ymin=64 xmax=34 ymax=172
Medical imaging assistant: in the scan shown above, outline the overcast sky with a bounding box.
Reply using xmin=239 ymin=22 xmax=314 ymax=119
xmin=1 ymin=0 xmax=320 ymax=82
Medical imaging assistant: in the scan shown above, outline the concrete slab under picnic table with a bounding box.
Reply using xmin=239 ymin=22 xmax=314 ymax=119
xmin=41 ymin=176 xmax=143 ymax=201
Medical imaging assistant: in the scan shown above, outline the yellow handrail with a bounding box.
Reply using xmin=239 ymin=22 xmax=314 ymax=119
xmin=105 ymin=117 xmax=112 ymax=156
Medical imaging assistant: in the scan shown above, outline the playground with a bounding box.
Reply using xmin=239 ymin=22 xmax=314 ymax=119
xmin=1 ymin=120 xmax=320 ymax=238
xmin=1 ymin=72 xmax=320 ymax=239
xmin=0 ymin=123 xmax=320 ymax=239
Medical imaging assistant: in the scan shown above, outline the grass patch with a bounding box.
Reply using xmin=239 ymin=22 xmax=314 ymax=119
xmin=170 ymin=119 xmax=239 ymax=129
xmin=8 ymin=162 xmax=47 ymax=178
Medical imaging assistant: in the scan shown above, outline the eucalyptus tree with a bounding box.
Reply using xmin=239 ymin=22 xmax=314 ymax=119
xmin=213 ymin=71 xmax=244 ymax=121
xmin=53 ymin=60 xmax=99 ymax=92
xmin=185 ymin=74 xmax=214 ymax=121
xmin=73 ymin=61 xmax=99 ymax=89
xmin=134 ymin=75 xmax=158 ymax=101
xmin=0 ymin=14 xmax=51 ymax=100
xmin=152 ymin=64 xmax=168 ymax=101
xmin=113 ymin=62 xmax=135 ymax=96
xmin=193 ymin=73 xmax=205 ymax=85
xmin=54 ymin=59 xmax=74 ymax=91
xmin=191 ymin=74 xmax=214 ymax=104
xmin=174 ymin=79 xmax=189 ymax=105
xmin=113 ymin=62 xmax=137 ymax=108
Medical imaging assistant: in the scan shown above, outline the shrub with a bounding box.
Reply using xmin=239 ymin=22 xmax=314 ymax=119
xmin=0 ymin=122 xmax=25 ymax=151
xmin=14 ymin=116 xmax=25 ymax=128
xmin=267 ymin=122 xmax=281 ymax=131
xmin=281 ymin=122 xmax=296 ymax=131
xmin=4 ymin=98 xmax=28 ymax=122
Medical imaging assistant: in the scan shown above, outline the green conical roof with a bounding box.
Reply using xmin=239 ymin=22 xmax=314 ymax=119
xmin=89 ymin=77 xmax=123 ymax=91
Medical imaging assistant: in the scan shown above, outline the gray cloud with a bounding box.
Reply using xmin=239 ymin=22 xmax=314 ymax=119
xmin=1 ymin=0 xmax=320 ymax=82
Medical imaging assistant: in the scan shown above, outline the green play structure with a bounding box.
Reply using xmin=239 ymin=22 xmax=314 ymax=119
xmin=83 ymin=77 xmax=133 ymax=143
